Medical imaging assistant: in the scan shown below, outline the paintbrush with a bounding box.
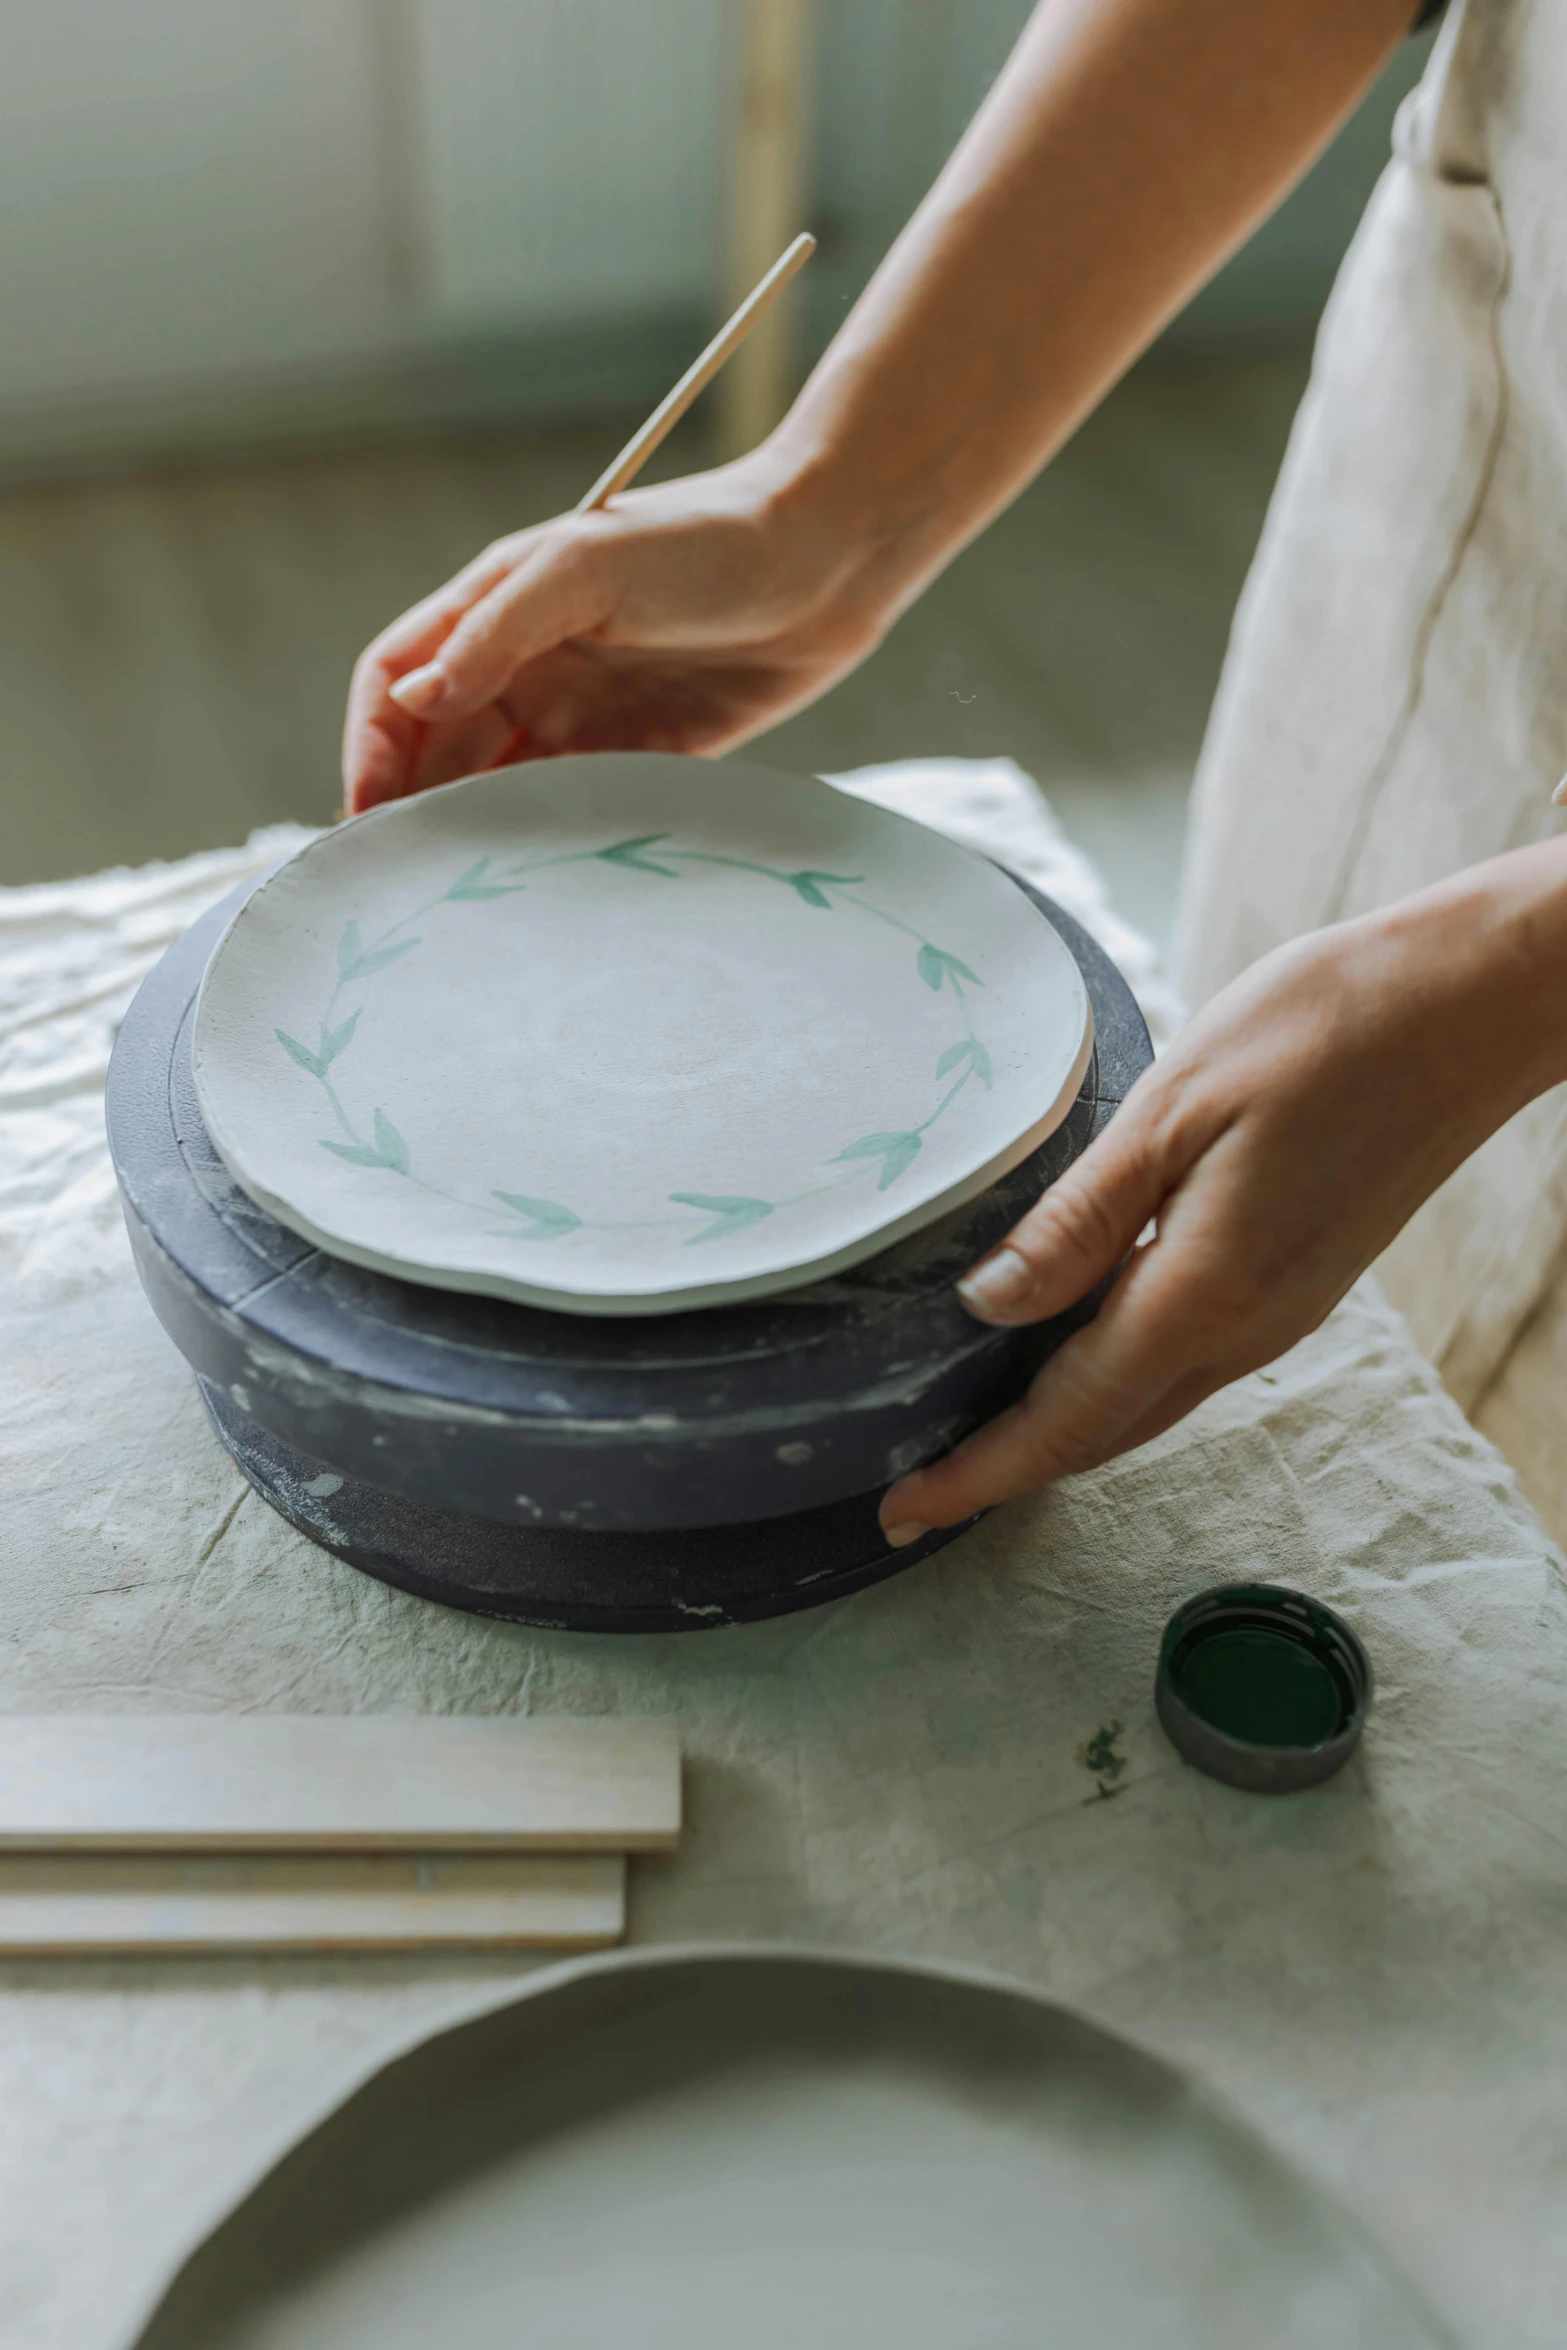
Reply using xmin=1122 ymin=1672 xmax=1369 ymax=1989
xmin=575 ymin=230 xmax=816 ymax=512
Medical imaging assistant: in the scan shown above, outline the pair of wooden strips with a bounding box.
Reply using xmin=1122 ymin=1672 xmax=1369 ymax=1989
xmin=0 ymin=1714 xmax=679 ymax=1954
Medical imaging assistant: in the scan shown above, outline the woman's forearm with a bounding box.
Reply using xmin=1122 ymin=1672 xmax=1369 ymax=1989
xmin=770 ymin=0 xmax=1417 ymax=626
xmin=345 ymin=0 xmax=1421 ymax=803
xmin=1372 ymin=834 xmax=1567 ymax=1119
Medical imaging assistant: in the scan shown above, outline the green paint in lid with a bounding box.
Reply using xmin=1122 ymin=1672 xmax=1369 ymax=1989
xmin=1155 ymin=1584 xmax=1372 ymax=1794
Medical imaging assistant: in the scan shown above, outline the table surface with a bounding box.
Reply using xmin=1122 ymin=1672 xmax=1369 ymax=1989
xmin=2 ymin=778 xmax=1563 ymax=2350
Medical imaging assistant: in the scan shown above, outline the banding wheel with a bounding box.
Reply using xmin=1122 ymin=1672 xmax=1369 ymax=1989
xmin=108 ymin=875 xmax=1152 ymax=1632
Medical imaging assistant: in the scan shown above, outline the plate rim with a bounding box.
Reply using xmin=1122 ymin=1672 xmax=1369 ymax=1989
xmin=191 ymin=755 xmax=1093 ymax=1316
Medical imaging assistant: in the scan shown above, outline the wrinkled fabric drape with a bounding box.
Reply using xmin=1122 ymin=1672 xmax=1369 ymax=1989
xmin=3 ymin=799 xmax=1566 ymax=2350
xmin=1177 ymin=0 xmax=1567 ymax=1537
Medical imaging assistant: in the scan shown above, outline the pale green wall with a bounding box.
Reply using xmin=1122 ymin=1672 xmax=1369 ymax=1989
xmin=805 ymin=3 xmax=1439 ymax=358
xmin=0 ymin=1 xmax=1441 ymax=476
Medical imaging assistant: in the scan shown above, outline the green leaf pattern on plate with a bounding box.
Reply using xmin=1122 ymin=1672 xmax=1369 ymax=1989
xmin=276 ymin=1029 xmax=326 ymax=1080
xmin=278 ymin=841 xmax=1003 ymax=1241
xmin=319 ymin=1140 xmax=390 ymax=1169
xmin=917 ymin=941 xmax=983 ymax=994
xmin=594 ymin=833 xmax=681 ymax=877
xmin=445 ymin=855 xmax=528 ymax=902
xmin=492 ymin=1191 xmax=583 ymax=1239
xmin=669 ymin=1192 xmax=775 ymax=1244
xmin=321 ymin=1106 xmax=410 ymax=1175
xmin=786 ymin=869 xmax=862 ymax=908
xmin=278 ymin=1007 xmax=361 ymax=1081
xmin=338 ymin=920 xmax=421 ymax=984
xmin=936 ymin=1035 xmax=992 ymax=1088
xmin=832 ymin=1131 xmax=924 ymax=1190
xmin=371 ymin=1109 xmax=410 ymax=1174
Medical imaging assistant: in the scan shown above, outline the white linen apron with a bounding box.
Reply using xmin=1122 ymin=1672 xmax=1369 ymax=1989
xmin=1176 ymin=0 xmax=1567 ymax=1537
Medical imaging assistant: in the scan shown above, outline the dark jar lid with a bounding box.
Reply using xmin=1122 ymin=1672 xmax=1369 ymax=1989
xmin=1155 ymin=1582 xmax=1373 ymax=1794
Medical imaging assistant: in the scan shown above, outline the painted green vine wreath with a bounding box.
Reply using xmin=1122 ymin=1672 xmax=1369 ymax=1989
xmin=274 ymin=834 xmax=992 ymax=1247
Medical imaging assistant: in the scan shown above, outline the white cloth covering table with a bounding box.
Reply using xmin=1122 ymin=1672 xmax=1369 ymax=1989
xmin=1 ymin=765 xmax=1563 ymax=2350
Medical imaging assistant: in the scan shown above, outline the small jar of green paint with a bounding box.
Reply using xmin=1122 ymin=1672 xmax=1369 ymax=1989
xmin=1155 ymin=1583 xmax=1372 ymax=1794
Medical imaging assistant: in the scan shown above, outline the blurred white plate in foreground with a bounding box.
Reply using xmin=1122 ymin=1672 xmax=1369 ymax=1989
xmin=130 ymin=1949 xmax=1446 ymax=2350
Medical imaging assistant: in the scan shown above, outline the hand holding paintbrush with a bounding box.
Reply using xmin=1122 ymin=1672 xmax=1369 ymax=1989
xmin=346 ymin=235 xmax=826 ymax=813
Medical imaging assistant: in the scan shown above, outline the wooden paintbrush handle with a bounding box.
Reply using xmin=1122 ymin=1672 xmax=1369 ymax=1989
xmin=575 ymin=231 xmax=816 ymax=513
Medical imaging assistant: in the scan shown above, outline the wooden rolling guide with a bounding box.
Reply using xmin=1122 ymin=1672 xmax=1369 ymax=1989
xmin=0 ymin=1715 xmax=678 ymax=1953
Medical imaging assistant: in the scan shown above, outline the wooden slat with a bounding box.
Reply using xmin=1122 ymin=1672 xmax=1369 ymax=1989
xmin=717 ymin=0 xmax=816 ymax=459
xmin=0 ymin=1852 xmax=625 ymax=1952
xmin=0 ymin=1716 xmax=679 ymax=1852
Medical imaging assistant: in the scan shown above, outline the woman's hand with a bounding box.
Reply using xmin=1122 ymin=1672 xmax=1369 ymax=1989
xmin=342 ymin=451 xmax=889 ymax=813
xmin=879 ymin=844 xmax=1567 ymax=1543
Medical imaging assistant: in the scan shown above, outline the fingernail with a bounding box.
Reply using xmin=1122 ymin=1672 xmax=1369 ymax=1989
xmin=881 ymin=1521 xmax=931 ymax=1550
xmin=957 ymin=1245 xmax=1031 ymax=1320
xmin=1553 ymin=774 xmax=1567 ymax=807
xmin=389 ymin=663 xmax=448 ymax=715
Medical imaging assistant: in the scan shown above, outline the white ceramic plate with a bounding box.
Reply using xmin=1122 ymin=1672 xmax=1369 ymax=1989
xmin=193 ymin=755 xmax=1092 ymax=1316
xmin=129 ymin=1949 xmax=1447 ymax=2350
